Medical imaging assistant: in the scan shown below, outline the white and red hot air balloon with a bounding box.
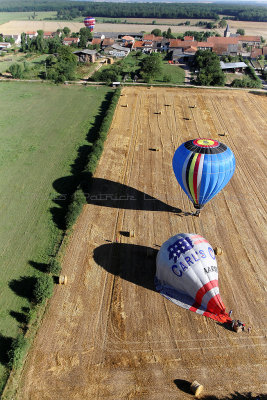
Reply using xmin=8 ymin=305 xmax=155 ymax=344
xmin=84 ymin=16 xmax=95 ymax=32
xmin=155 ymin=233 xmax=231 ymax=324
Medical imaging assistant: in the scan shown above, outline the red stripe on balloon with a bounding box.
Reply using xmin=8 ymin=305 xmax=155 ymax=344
xmin=193 ymin=153 xmax=201 ymax=204
xmin=190 ymin=280 xmax=218 ymax=311
xmin=206 ymin=293 xmax=225 ymax=315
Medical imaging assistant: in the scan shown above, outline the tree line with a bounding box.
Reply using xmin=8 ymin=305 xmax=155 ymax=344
xmin=0 ymin=1 xmax=266 ymax=22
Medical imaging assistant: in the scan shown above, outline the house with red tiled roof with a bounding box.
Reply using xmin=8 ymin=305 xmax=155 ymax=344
xmin=185 ymin=46 xmax=198 ymax=53
xmin=207 ymin=37 xmax=239 ymax=55
xmin=184 ymin=36 xmax=194 ymax=41
xmin=237 ymin=35 xmax=261 ymax=47
xmin=26 ymin=31 xmax=37 ymax=38
xmin=169 ymin=40 xmax=198 ymax=50
xmin=197 ymin=42 xmax=214 ymax=50
xmin=102 ymin=38 xmax=114 ymax=48
xmin=251 ymin=46 xmax=267 ymax=59
xmin=143 ymin=34 xmax=163 ymax=42
xmin=92 ymin=38 xmax=101 ymax=46
xmin=168 ymin=39 xmax=183 ymax=48
xmin=207 ymin=37 xmax=239 ymax=45
xmin=132 ymin=39 xmax=161 ymax=53
xmin=43 ymin=32 xmax=56 ymax=39
xmin=63 ymin=37 xmax=79 ymax=46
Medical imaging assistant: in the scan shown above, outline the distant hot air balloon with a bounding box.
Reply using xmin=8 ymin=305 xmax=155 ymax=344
xmin=84 ymin=16 xmax=95 ymax=32
xmin=173 ymin=138 xmax=235 ymax=212
xmin=155 ymin=233 xmax=231 ymax=323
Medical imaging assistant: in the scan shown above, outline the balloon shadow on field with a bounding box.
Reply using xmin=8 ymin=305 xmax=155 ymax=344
xmin=93 ymin=243 xmax=158 ymax=291
xmin=51 ymin=176 xmax=182 ymax=230
xmin=81 ymin=177 xmax=182 ymax=213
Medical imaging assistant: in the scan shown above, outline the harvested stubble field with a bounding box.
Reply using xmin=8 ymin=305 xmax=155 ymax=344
xmin=1 ymin=19 xmax=267 ymax=39
xmin=13 ymin=87 xmax=267 ymax=400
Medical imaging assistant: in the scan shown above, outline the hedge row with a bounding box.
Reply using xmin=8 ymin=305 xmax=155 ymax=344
xmin=4 ymin=88 xmax=121 ymax=390
xmin=66 ymin=87 xmax=121 ymax=229
xmin=232 ymin=66 xmax=262 ymax=88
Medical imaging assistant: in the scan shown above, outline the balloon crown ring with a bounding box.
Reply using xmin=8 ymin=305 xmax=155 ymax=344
xmin=193 ymin=138 xmax=219 ymax=148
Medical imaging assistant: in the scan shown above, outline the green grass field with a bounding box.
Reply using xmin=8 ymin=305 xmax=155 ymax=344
xmin=0 ymin=53 xmax=47 ymax=76
xmin=0 ymin=11 xmax=57 ymax=25
xmin=153 ymin=61 xmax=185 ymax=84
xmin=0 ymin=81 xmax=111 ymax=389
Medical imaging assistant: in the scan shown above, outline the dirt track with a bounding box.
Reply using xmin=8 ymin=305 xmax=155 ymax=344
xmin=15 ymin=87 xmax=267 ymax=399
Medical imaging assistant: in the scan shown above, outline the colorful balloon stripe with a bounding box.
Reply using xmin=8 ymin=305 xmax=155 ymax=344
xmin=173 ymin=138 xmax=235 ymax=209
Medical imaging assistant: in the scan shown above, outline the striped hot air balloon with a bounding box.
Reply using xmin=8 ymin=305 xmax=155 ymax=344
xmin=84 ymin=16 xmax=95 ymax=32
xmin=173 ymin=138 xmax=235 ymax=210
xmin=155 ymin=233 xmax=231 ymax=323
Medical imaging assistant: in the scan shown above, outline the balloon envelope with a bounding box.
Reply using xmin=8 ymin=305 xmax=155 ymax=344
xmin=155 ymin=233 xmax=231 ymax=323
xmin=84 ymin=16 xmax=95 ymax=31
xmin=173 ymin=138 xmax=235 ymax=209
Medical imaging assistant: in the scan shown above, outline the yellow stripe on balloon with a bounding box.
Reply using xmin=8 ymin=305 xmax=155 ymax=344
xmin=188 ymin=153 xmax=198 ymax=204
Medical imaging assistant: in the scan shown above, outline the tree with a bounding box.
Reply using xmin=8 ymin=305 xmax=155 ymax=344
xmin=20 ymin=32 xmax=27 ymax=52
xmin=165 ymin=27 xmax=175 ymax=39
xmin=141 ymin=53 xmax=162 ymax=82
xmin=218 ymin=19 xmax=227 ymax=28
xmin=44 ymin=45 xmax=77 ymax=83
xmin=36 ymin=31 xmax=48 ymax=53
xmin=32 ymin=275 xmax=54 ymax=304
xmin=9 ymin=63 xmax=23 ymax=78
xmin=151 ymin=29 xmax=162 ymax=37
xmin=193 ymin=50 xmax=225 ymax=87
xmin=236 ymin=28 xmax=245 ymax=35
xmin=63 ymin=26 xmax=71 ymax=36
xmin=5 ymin=37 xmax=15 ymax=44
xmin=78 ymin=27 xmax=92 ymax=48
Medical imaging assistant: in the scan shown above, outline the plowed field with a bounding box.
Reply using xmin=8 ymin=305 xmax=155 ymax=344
xmin=15 ymin=88 xmax=267 ymax=399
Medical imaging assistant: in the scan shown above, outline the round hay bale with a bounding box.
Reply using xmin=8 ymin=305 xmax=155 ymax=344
xmin=214 ymin=246 xmax=223 ymax=256
xmin=190 ymin=381 xmax=204 ymax=397
xmin=58 ymin=275 xmax=67 ymax=285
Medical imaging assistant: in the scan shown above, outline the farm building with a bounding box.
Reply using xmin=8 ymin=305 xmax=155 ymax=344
xmin=171 ymin=48 xmax=195 ymax=63
xmin=104 ymin=43 xmax=130 ymax=57
xmin=0 ymin=42 xmax=11 ymax=49
xmin=2 ymin=34 xmax=21 ymax=44
xmin=73 ymin=49 xmax=97 ymax=63
xmin=220 ymin=61 xmax=247 ymax=72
